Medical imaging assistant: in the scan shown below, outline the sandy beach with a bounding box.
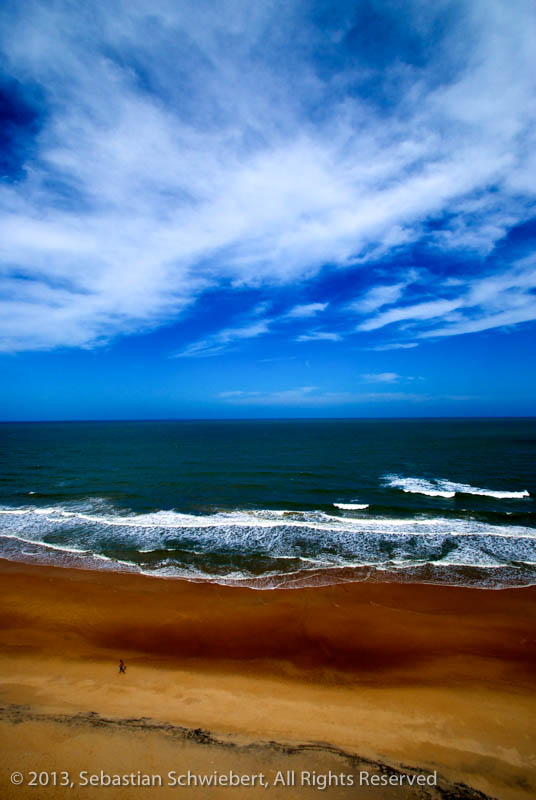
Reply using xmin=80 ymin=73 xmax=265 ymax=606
xmin=1 ymin=558 xmax=535 ymax=799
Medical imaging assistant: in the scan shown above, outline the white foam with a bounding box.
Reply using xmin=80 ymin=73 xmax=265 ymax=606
xmin=383 ymin=476 xmax=455 ymax=497
xmin=1 ymin=503 xmax=535 ymax=540
xmin=440 ymin=481 xmax=530 ymax=499
xmin=1 ymin=499 xmax=535 ymax=591
xmin=334 ymin=503 xmax=370 ymax=510
xmin=90 ymin=553 xmax=142 ymax=569
xmin=0 ymin=532 xmax=90 ymax=555
xmin=1 ymin=505 xmax=373 ymax=532
xmin=384 ymin=475 xmax=530 ymax=500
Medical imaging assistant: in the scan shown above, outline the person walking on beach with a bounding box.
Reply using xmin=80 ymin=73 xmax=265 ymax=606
xmin=119 ymin=659 xmax=126 ymax=675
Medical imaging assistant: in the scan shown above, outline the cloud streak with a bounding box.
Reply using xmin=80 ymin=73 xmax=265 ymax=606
xmin=349 ymin=276 xmax=416 ymax=314
xmin=285 ymin=303 xmax=328 ymax=319
xmin=295 ymin=331 xmax=341 ymax=342
xmin=357 ymin=257 xmax=536 ymax=339
xmin=361 ymin=373 xmax=401 ymax=384
xmin=218 ymin=386 xmax=426 ymax=407
xmin=175 ymin=320 xmax=271 ymax=358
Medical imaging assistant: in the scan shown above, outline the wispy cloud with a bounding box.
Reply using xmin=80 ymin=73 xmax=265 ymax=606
xmin=295 ymin=331 xmax=341 ymax=342
xmin=219 ymin=386 xmax=426 ymax=406
xmin=361 ymin=372 xmax=401 ymax=383
xmin=285 ymin=302 xmax=328 ymax=319
xmin=0 ymin=0 xmax=534 ymax=351
xmin=349 ymin=282 xmax=408 ymax=314
xmin=175 ymin=320 xmax=270 ymax=358
xmin=358 ymin=299 xmax=461 ymax=332
xmin=357 ymin=257 xmax=536 ymax=338
xmin=367 ymin=342 xmax=419 ymax=351
xmin=421 ymin=303 xmax=536 ymax=338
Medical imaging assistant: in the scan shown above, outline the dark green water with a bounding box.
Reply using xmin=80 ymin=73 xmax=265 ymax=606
xmin=0 ymin=419 xmax=535 ymax=588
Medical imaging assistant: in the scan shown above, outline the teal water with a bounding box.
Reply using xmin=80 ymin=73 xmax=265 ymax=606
xmin=0 ymin=419 xmax=535 ymax=588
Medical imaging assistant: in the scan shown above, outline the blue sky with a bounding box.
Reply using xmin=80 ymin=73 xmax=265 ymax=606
xmin=0 ymin=0 xmax=535 ymax=419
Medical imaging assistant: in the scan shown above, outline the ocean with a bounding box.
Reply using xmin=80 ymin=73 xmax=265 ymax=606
xmin=0 ymin=418 xmax=535 ymax=589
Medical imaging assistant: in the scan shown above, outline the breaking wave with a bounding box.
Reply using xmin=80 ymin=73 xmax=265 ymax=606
xmin=1 ymin=498 xmax=535 ymax=588
xmin=384 ymin=475 xmax=530 ymax=500
xmin=333 ymin=502 xmax=370 ymax=510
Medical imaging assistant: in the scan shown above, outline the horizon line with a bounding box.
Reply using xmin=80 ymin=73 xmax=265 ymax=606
xmin=1 ymin=415 xmax=535 ymax=424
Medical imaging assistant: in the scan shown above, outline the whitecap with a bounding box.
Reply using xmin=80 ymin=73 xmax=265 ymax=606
xmin=439 ymin=481 xmax=529 ymax=499
xmin=0 ymin=532 xmax=90 ymax=554
xmin=384 ymin=474 xmax=529 ymax=500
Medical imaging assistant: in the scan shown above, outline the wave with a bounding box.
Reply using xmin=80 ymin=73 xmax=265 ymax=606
xmin=1 ymin=499 xmax=535 ymax=589
xmin=1 ymin=535 xmax=535 ymax=590
xmin=1 ymin=501 xmax=535 ymax=542
xmin=333 ymin=503 xmax=369 ymax=510
xmin=2 ymin=502 xmax=534 ymax=537
xmin=384 ymin=477 xmax=456 ymax=498
xmin=384 ymin=475 xmax=530 ymax=500
xmin=0 ymin=532 xmax=91 ymax=555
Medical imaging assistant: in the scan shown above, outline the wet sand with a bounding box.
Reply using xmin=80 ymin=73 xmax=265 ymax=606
xmin=1 ymin=558 xmax=535 ymax=799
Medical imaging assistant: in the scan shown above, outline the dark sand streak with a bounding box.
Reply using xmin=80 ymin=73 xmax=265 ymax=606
xmin=1 ymin=705 xmax=494 ymax=800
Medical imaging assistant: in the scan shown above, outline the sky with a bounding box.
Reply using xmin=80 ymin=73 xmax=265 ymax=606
xmin=0 ymin=0 xmax=535 ymax=420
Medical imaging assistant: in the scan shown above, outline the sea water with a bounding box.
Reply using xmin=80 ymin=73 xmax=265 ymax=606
xmin=0 ymin=418 xmax=534 ymax=588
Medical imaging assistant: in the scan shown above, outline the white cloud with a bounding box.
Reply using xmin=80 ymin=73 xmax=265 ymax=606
xmin=285 ymin=302 xmax=328 ymax=319
xmin=295 ymin=331 xmax=341 ymax=342
xmin=349 ymin=282 xmax=408 ymax=314
xmin=367 ymin=342 xmax=419 ymax=351
xmin=361 ymin=372 xmax=401 ymax=383
xmin=175 ymin=320 xmax=270 ymax=357
xmin=0 ymin=0 xmax=534 ymax=351
xmin=357 ymin=256 xmax=536 ymax=338
xmin=358 ymin=299 xmax=462 ymax=332
xmin=218 ymin=390 xmax=255 ymax=398
xmin=219 ymin=386 xmax=426 ymax=406
xmin=421 ymin=302 xmax=536 ymax=338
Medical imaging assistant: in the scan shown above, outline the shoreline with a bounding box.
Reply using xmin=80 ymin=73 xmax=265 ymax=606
xmin=1 ymin=558 xmax=536 ymax=798
xmin=1 ymin=539 xmax=535 ymax=590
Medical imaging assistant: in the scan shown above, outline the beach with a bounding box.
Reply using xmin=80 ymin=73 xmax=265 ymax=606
xmin=0 ymin=0 xmax=535 ymax=780
xmin=1 ymin=558 xmax=535 ymax=799
xmin=1 ymin=0 xmax=535 ymax=788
